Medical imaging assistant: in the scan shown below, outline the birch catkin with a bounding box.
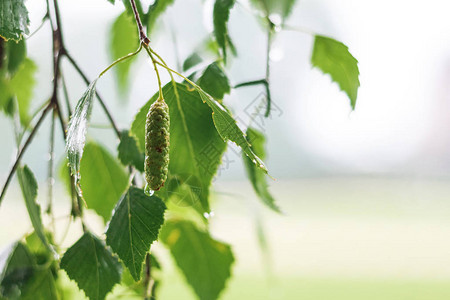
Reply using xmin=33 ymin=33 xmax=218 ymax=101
xmin=145 ymin=97 xmax=170 ymax=191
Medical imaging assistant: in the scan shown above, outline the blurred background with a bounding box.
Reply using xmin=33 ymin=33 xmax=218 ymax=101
xmin=2 ymin=0 xmax=450 ymax=299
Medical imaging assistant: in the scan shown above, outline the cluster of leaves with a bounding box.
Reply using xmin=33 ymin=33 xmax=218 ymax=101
xmin=0 ymin=0 xmax=360 ymax=299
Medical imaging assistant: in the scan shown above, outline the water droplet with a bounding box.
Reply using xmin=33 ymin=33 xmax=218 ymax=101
xmin=259 ymin=164 xmax=264 ymax=169
xmin=274 ymin=25 xmax=282 ymax=33
xmin=203 ymin=211 xmax=215 ymax=219
xmin=269 ymin=14 xmax=282 ymax=26
xmin=144 ymin=184 xmax=154 ymax=196
xmin=269 ymin=48 xmax=284 ymax=62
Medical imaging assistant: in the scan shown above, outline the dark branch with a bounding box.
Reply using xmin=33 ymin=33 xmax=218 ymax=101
xmin=0 ymin=104 xmax=53 ymax=206
xmin=130 ymin=0 xmax=150 ymax=45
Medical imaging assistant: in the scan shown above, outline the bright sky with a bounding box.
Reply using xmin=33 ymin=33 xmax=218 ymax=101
xmin=20 ymin=0 xmax=450 ymax=178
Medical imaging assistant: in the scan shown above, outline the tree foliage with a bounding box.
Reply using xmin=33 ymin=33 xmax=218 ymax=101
xmin=0 ymin=0 xmax=360 ymax=299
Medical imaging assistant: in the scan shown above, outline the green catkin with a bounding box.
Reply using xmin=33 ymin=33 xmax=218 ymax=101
xmin=145 ymin=97 xmax=170 ymax=191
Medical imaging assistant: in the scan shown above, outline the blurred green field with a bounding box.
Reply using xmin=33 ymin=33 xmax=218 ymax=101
xmin=2 ymin=177 xmax=450 ymax=299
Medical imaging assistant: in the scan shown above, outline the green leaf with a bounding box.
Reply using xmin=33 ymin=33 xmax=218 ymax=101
xmin=0 ymin=242 xmax=34 ymax=298
xmin=25 ymin=232 xmax=53 ymax=265
xmin=0 ymin=0 xmax=30 ymax=41
xmin=213 ymin=0 xmax=236 ymax=63
xmin=80 ymin=141 xmax=129 ymax=222
xmin=130 ymin=82 xmax=227 ymax=212
xmin=197 ymin=62 xmax=230 ymax=100
xmin=66 ymin=79 xmax=98 ymax=182
xmin=60 ymin=232 xmax=121 ymax=300
xmin=243 ymin=128 xmax=280 ymax=212
xmin=17 ymin=165 xmax=53 ymax=254
xmin=118 ymin=130 xmax=144 ymax=172
xmin=20 ymin=269 xmax=58 ymax=300
xmin=161 ymin=221 xmax=234 ymax=300
xmin=249 ymin=0 xmax=297 ymax=19
xmin=195 ymin=85 xmax=268 ymax=173
xmin=106 ymin=187 xmax=166 ymax=281
xmin=311 ymin=35 xmax=360 ymax=109
xmin=9 ymin=58 xmax=37 ymax=125
xmin=182 ymin=53 xmax=202 ymax=72
xmin=110 ymin=12 xmax=139 ymax=94
xmin=5 ymin=39 xmax=26 ymax=75
xmin=147 ymin=0 xmax=175 ymax=34
xmin=107 ymin=0 xmax=115 ymax=4
xmin=0 ymin=78 xmax=11 ymax=111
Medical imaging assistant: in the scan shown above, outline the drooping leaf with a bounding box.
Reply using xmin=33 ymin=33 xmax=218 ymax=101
xmin=213 ymin=0 xmax=236 ymax=63
xmin=80 ymin=141 xmax=129 ymax=222
xmin=197 ymin=62 xmax=230 ymax=100
xmin=60 ymin=232 xmax=121 ymax=300
xmin=118 ymin=129 xmax=144 ymax=172
xmin=110 ymin=12 xmax=139 ymax=94
xmin=311 ymin=35 xmax=360 ymax=109
xmin=20 ymin=269 xmax=58 ymax=300
xmin=0 ymin=242 xmax=34 ymax=298
xmin=5 ymin=39 xmax=26 ymax=75
xmin=249 ymin=0 xmax=297 ymax=19
xmin=183 ymin=53 xmax=202 ymax=72
xmin=130 ymin=83 xmax=227 ymax=212
xmin=9 ymin=58 xmax=37 ymax=125
xmin=66 ymin=79 xmax=98 ymax=181
xmin=17 ymin=165 xmax=53 ymax=254
xmin=195 ymin=85 xmax=268 ymax=173
xmin=106 ymin=0 xmax=115 ymax=4
xmin=243 ymin=128 xmax=280 ymax=212
xmin=106 ymin=187 xmax=166 ymax=281
xmin=161 ymin=221 xmax=234 ymax=300
xmin=147 ymin=0 xmax=175 ymax=34
xmin=0 ymin=0 xmax=30 ymax=41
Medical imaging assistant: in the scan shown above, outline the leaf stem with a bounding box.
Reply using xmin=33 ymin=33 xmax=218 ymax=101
xmin=148 ymin=47 xmax=175 ymax=81
xmin=153 ymin=60 xmax=198 ymax=89
xmin=0 ymin=104 xmax=53 ymax=207
xmin=98 ymin=44 xmax=143 ymax=78
xmin=145 ymin=46 xmax=163 ymax=98
xmin=64 ymin=51 xmax=122 ymax=139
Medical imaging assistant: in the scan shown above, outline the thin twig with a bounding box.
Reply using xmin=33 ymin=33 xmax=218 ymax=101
xmin=47 ymin=110 xmax=56 ymax=234
xmin=0 ymin=104 xmax=53 ymax=206
xmin=61 ymin=72 xmax=72 ymax=117
xmin=234 ymin=78 xmax=266 ymax=89
xmin=130 ymin=0 xmax=150 ymax=45
xmin=143 ymin=253 xmax=155 ymax=300
xmin=47 ymin=110 xmax=55 ymax=215
xmin=264 ymin=27 xmax=272 ymax=117
xmin=27 ymin=14 xmax=49 ymax=40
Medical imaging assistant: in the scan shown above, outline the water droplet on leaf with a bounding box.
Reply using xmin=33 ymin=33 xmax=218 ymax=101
xmin=203 ymin=211 xmax=215 ymax=219
xmin=269 ymin=14 xmax=282 ymax=26
xmin=144 ymin=184 xmax=154 ymax=196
